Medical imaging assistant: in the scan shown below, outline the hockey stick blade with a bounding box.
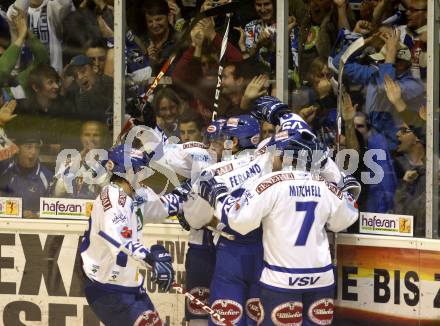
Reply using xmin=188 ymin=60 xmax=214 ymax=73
xmin=339 ymin=37 xmax=365 ymax=65
xmin=97 ymin=231 xmax=232 ymax=326
xmin=202 ymin=1 xmax=241 ymax=18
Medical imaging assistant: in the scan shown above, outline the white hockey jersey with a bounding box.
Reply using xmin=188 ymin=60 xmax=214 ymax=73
xmin=81 ymin=182 xmax=170 ymax=291
xmin=160 ymin=141 xmax=215 ymax=246
xmin=183 ymin=147 xmax=273 ymax=229
xmin=225 ymin=170 xmax=359 ymax=292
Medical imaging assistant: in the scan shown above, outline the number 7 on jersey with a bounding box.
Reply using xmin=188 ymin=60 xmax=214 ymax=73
xmin=295 ymin=201 xmax=318 ymax=246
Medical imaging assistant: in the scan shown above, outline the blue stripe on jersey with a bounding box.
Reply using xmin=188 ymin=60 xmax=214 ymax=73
xmin=264 ymin=261 xmax=334 ymax=274
xmin=86 ymin=277 xmax=142 ymax=294
xmin=259 ymin=280 xmax=335 ymax=294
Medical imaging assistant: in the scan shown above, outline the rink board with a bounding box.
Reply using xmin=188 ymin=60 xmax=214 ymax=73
xmin=0 ymin=220 xmax=439 ymax=325
xmin=335 ymin=234 xmax=440 ymax=325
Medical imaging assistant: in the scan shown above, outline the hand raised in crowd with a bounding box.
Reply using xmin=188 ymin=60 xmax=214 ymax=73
xmin=11 ymin=9 xmax=28 ymax=45
xmin=147 ymin=42 xmax=159 ymax=63
xmin=97 ymin=13 xmax=114 ymax=38
xmin=241 ymin=75 xmax=268 ymax=110
xmin=384 ymin=74 xmax=403 ymax=106
xmin=0 ymin=100 xmax=18 ymax=126
xmin=333 ymin=0 xmax=347 ymax=8
xmin=190 ymin=23 xmax=205 ymax=48
xmin=244 ymin=75 xmax=268 ymax=100
xmin=381 ymin=28 xmax=401 ymax=62
xmin=167 ymin=1 xmax=182 ymax=26
xmin=403 ymin=170 xmax=419 ymax=184
xmin=298 ymin=105 xmax=318 ymax=125
xmin=200 ymin=17 xmax=216 ymax=42
xmin=353 ymin=20 xmax=373 ymax=36
xmin=257 ymin=28 xmax=272 ymax=48
xmin=341 ymin=91 xmax=357 ymax=121
xmin=234 ymin=27 xmax=247 ymax=53
xmin=288 ymin=16 xmax=297 ymax=33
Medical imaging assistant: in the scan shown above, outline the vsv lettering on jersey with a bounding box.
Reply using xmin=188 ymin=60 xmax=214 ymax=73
xmin=289 ymin=276 xmax=321 ymax=286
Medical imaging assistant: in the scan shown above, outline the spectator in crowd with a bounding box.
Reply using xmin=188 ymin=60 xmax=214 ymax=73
xmin=172 ymin=15 xmax=242 ymax=122
xmin=292 ymin=0 xmax=356 ymax=82
xmin=240 ymin=0 xmax=297 ymax=71
xmin=178 ymin=112 xmax=204 ymax=142
xmin=0 ymin=132 xmax=53 ymax=218
xmin=399 ymin=0 xmax=427 ymax=79
xmin=66 ymin=54 xmax=113 ymax=124
xmin=0 ymin=9 xmax=49 ymax=88
xmin=393 ymin=123 xmax=425 ymax=236
xmin=141 ymin=0 xmax=176 ymax=74
xmin=334 ymin=27 xmax=425 ymax=151
xmin=342 ymin=92 xmax=398 ymax=213
xmin=84 ymin=37 xmax=111 ymax=76
xmin=53 ymin=120 xmax=109 ymax=199
xmin=260 ymin=120 xmax=275 ymax=140
xmin=7 ymin=0 xmax=74 ymax=73
xmin=153 ymin=87 xmax=184 ymax=137
xmin=7 ymin=64 xmax=79 ymax=150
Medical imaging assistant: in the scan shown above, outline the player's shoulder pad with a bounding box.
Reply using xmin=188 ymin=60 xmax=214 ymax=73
xmin=100 ymin=184 xmax=129 ymax=212
xmin=255 ymin=171 xmax=295 ymax=195
xmin=324 ymin=181 xmax=343 ymax=200
xmin=181 ymin=141 xmax=209 ymax=150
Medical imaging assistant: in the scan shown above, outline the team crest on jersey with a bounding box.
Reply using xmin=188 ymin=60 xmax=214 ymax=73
xmin=214 ymin=163 xmax=234 ymax=176
xmin=211 ymin=299 xmax=243 ymax=325
xmin=118 ymin=192 xmax=127 ymax=207
xmin=183 ymin=142 xmax=208 ymax=150
xmin=256 ymin=173 xmax=295 ymax=194
xmin=246 ymin=298 xmax=263 ymax=322
xmin=271 ymin=301 xmax=303 ymax=326
xmin=120 ymin=226 xmax=132 ymax=238
xmin=325 ymin=181 xmax=343 ymax=199
xmin=100 ymin=188 xmax=112 ymax=211
xmin=187 ymin=287 xmax=210 ymax=316
xmin=134 ymin=310 xmax=162 ymax=326
xmin=308 ymin=299 xmax=334 ymax=325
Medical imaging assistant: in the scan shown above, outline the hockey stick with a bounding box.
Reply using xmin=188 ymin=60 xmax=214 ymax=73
xmin=336 ymin=37 xmax=364 ymax=152
xmin=114 ymin=2 xmax=240 ymax=146
xmin=97 ymin=230 xmax=232 ymax=326
xmin=212 ymin=13 xmax=232 ymax=115
xmin=206 ymin=225 xmax=235 ymax=241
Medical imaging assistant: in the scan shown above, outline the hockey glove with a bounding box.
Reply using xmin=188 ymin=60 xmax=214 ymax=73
xmin=199 ymin=176 xmax=229 ymax=208
xmin=341 ymin=175 xmax=361 ymax=201
xmin=144 ymin=245 xmax=174 ymax=292
xmin=172 ymin=179 xmax=192 ymax=201
xmin=252 ymin=96 xmax=291 ymax=125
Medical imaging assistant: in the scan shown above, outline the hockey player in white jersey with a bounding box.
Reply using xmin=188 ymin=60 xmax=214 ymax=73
xmin=81 ymin=143 xmax=175 ymax=326
xmin=182 ymin=115 xmax=273 ymax=326
xmin=199 ymin=129 xmax=360 ymax=325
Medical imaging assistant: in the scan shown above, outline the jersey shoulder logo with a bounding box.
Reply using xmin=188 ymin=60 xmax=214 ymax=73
xmin=183 ymin=142 xmax=208 ymax=150
xmin=256 ymin=173 xmax=295 ymax=194
xmin=100 ymin=188 xmax=112 ymax=211
xmin=214 ymin=163 xmax=234 ymax=176
xmin=120 ymin=226 xmax=132 ymax=239
xmin=325 ymin=181 xmax=343 ymax=199
xmin=118 ymin=191 xmax=127 ymax=207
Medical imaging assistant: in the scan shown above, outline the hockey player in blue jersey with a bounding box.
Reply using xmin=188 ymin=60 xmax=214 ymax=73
xmin=182 ymin=114 xmax=268 ymax=326
xmin=81 ymin=144 xmax=175 ymax=326
xmin=199 ymin=130 xmax=360 ymax=326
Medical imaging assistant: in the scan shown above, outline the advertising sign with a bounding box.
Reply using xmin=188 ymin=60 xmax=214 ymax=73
xmin=0 ymin=197 xmax=22 ymax=218
xmin=359 ymin=212 xmax=414 ymax=237
xmin=39 ymin=198 xmax=94 ymax=220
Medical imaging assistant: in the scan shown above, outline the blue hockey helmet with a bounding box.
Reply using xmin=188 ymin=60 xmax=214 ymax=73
xmin=268 ymin=129 xmax=329 ymax=170
xmin=221 ymin=115 xmax=261 ymax=149
xmin=204 ymin=118 xmax=227 ymax=143
xmin=106 ymin=144 xmax=151 ymax=176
